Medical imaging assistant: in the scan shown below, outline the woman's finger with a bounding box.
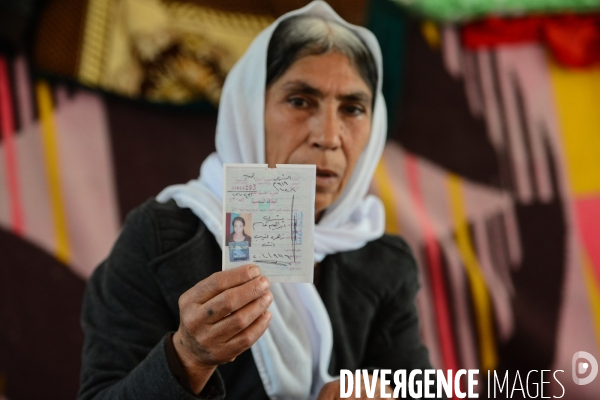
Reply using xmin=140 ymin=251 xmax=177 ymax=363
xmin=223 ymin=310 xmax=272 ymax=356
xmin=181 ymin=264 xmax=261 ymax=307
xmin=200 ymin=275 xmax=270 ymax=323
xmin=210 ymin=290 xmax=273 ymax=340
xmin=316 ymin=381 xmax=340 ymax=400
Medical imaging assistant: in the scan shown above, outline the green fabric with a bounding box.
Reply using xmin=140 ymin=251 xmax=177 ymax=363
xmin=366 ymin=0 xmax=408 ymax=136
xmin=392 ymin=0 xmax=600 ymax=21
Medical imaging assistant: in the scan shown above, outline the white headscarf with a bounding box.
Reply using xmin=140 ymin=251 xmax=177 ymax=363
xmin=157 ymin=1 xmax=386 ymax=398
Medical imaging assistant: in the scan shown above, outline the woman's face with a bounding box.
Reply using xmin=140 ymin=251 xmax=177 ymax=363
xmin=264 ymin=52 xmax=373 ymax=217
xmin=233 ymin=220 xmax=244 ymax=235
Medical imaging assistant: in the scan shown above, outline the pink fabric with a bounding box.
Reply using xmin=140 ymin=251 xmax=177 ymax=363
xmin=52 ymin=87 xmax=120 ymax=278
xmin=377 ymin=144 xmax=443 ymax=370
xmin=0 ymin=57 xmax=120 ymax=278
xmin=576 ymin=196 xmax=600 ymax=284
xmin=406 ymin=154 xmax=460 ymax=373
xmin=443 ymin=28 xmax=600 ymax=398
xmin=0 ymin=57 xmax=24 ymax=234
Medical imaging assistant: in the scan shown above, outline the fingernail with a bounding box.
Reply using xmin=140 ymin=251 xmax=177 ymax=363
xmin=260 ymin=277 xmax=270 ymax=290
xmin=249 ymin=265 xmax=261 ymax=278
xmin=262 ymin=292 xmax=272 ymax=302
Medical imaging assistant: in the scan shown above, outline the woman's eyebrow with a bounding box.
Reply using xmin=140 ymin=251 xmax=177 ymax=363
xmin=281 ymin=80 xmax=371 ymax=103
xmin=338 ymin=92 xmax=371 ymax=103
xmin=281 ymin=81 xmax=323 ymax=97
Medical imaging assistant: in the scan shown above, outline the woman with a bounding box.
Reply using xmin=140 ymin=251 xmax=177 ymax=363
xmin=225 ymin=216 xmax=252 ymax=247
xmin=78 ymin=2 xmax=435 ymax=399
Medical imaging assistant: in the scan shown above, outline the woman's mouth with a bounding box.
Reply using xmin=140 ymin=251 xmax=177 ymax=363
xmin=316 ymin=168 xmax=340 ymax=188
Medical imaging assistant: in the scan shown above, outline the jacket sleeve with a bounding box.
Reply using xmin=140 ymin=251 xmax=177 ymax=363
xmin=78 ymin=204 xmax=225 ymax=400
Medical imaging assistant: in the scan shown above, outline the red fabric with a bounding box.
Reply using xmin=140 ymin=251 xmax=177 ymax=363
xmin=545 ymin=15 xmax=600 ymax=67
xmin=461 ymin=14 xmax=600 ymax=68
xmin=462 ymin=16 xmax=543 ymax=47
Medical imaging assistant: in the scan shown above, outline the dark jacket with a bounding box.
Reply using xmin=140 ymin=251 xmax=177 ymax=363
xmin=78 ymin=199 xmax=433 ymax=399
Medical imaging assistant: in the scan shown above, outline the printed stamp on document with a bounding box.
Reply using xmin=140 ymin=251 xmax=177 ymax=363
xmin=223 ymin=164 xmax=315 ymax=283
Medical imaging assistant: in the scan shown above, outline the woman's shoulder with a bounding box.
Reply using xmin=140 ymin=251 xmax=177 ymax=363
xmin=87 ymin=198 xmax=215 ymax=305
xmin=116 ymin=198 xmax=205 ymax=259
xmin=370 ymin=233 xmax=419 ymax=282
xmin=333 ymin=233 xmax=420 ymax=298
xmin=372 ymin=233 xmax=415 ymax=258
xmin=337 ymin=233 xmax=417 ymax=271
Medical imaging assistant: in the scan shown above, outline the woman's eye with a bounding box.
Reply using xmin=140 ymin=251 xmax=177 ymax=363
xmin=344 ymin=105 xmax=365 ymax=116
xmin=288 ymin=97 xmax=308 ymax=108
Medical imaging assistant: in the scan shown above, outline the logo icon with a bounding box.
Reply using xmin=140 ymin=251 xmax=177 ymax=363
xmin=572 ymin=351 xmax=598 ymax=385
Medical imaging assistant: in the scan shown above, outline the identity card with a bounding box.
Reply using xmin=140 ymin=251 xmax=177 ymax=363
xmin=222 ymin=164 xmax=316 ymax=283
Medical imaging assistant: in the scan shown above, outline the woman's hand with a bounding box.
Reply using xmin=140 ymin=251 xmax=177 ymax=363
xmin=317 ymin=376 xmax=393 ymax=400
xmin=172 ymin=264 xmax=273 ymax=393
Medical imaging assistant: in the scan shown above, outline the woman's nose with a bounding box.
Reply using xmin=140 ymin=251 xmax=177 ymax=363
xmin=309 ymin=105 xmax=342 ymax=150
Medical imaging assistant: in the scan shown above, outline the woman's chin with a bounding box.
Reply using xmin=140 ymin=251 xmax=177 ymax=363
xmin=315 ymin=192 xmax=337 ymax=218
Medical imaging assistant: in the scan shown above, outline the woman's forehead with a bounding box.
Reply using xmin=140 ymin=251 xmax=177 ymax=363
xmin=270 ymin=52 xmax=372 ymax=99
